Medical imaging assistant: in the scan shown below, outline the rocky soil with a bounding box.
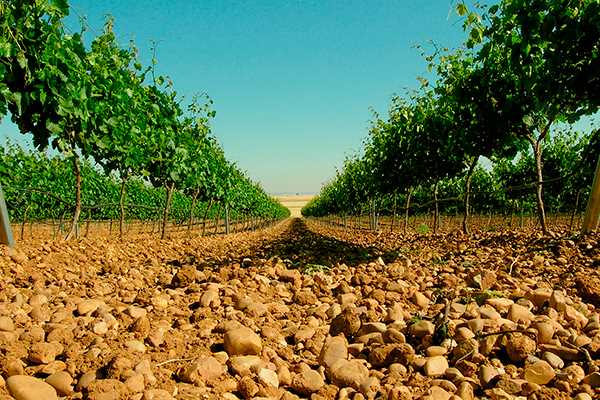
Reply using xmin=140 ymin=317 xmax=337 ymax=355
xmin=0 ymin=218 xmax=599 ymax=400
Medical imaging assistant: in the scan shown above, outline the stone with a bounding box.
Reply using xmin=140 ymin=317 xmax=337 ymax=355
xmin=455 ymin=327 xmax=475 ymax=341
xmin=229 ymin=356 xmax=264 ymax=376
xmin=456 ymin=381 xmax=474 ymax=400
xmin=495 ymin=377 xmax=524 ymax=395
xmin=559 ymin=364 xmax=585 ymax=385
xmin=224 ymin=326 xmax=262 ymax=356
xmin=179 ymin=357 xmax=225 ymax=383
xmin=507 ymin=304 xmax=534 ymax=323
xmin=124 ymin=374 xmax=145 ymax=393
xmin=6 ymin=358 xmax=24 ymax=376
xmin=542 ymin=352 xmax=564 ymax=369
xmin=45 ymin=371 xmax=73 ymax=396
xmin=410 ymin=320 xmax=435 ymax=337
xmin=485 ymin=298 xmax=514 ymax=313
xmin=278 ymin=269 xmax=301 ymax=284
xmin=383 ymin=328 xmax=406 ymax=344
xmin=318 ymin=335 xmax=348 ymax=368
xmin=171 ymin=266 xmax=197 ymax=287
xmin=76 ymin=371 xmax=97 ymax=391
xmin=469 ymin=318 xmax=490 ymax=333
xmin=479 ymin=365 xmax=498 ymax=386
xmin=258 ymin=368 xmax=279 ymax=388
xmin=87 ymin=379 xmax=128 ymax=399
xmin=93 ymin=321 xmax=109 ymax=335
xmin=529 ymin=288 xmax=552 ymax=307
xmin=426 ymin=346 xmax=447 ymax=357
xmin=126 ymin=340 xmax=146 ymax=353
xmin=424 ymin=356 xmax=449 ymax=377
xmin=329 ymin=359 xmax=369 ymax=390
xmin=426 ymin=386 xmax=451 ymax=400
xmin=359 ymin=376 xmax=380 ymax=398
xmin=291 ymin=369 xmax=324 ymax=395
xmin=330 ymin=308 xmax=361 ymax=337
xmin=573 ymin=394 xmax=593 ymax=400
xmin=143 ymin=389 xmax=175 ymax=400
xmin=549 ymin=290 xmax=567 ymax=311
xmin=582 ymin=372 xmax=600 ymax=387
xmin=127 ymin=306 xmax=147 ymax=319
xmin=412 ymin=292 xmax=430 ymax=309
xmin=357 ymin=322 xmax=387 ymax=336
xmin=6 ymin=375 xmax=58 ymax=400
xmin=200 ymin=290 xmax=219 ymax=308
xmin=277 ymin=365 xmax=292 ymax=387
xmin=506 ymin=334 xmax=536 ymax=362
xmin=534 ymin=322 xmax=555 ymax=344
xmin=77 ymin=299 xmax=103 ymax=315
xmin=0 ymin=316 xmax=15 ymax=332
xmin=524 ymin=361 xmax=555 ymax=385
xmin=294 ymin=326 xmax=316 ymax=343
xmin=29 ymin=342 xmax=63 ymax=364
xmin=539 ymin=345 xmax=582 ymax=361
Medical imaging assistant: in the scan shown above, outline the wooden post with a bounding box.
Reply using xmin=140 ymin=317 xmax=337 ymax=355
xmin=224 ymin=203 xmax=230 ymax=234
xmin=582 ymin=156 xmax=600 ymax=234
xmin=0 ymin=186 xmax=14 ymax=247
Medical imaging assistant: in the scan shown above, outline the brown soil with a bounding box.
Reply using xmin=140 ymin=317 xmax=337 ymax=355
xmin=0 ymin=218 xmax=598 ymax=400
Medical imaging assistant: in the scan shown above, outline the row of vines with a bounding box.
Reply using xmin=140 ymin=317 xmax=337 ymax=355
xmin=303 ymin=0 xmax=600 ymax=235
xmin=0 ymin=0 xmax=289 ymax=239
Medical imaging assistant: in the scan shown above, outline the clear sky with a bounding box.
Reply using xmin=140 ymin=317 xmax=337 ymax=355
xmin=1 ymin=1 xmax=595 ymax=194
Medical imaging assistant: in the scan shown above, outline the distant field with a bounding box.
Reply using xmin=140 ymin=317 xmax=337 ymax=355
xmin=276 ymin=195 xmax=314 ymax=217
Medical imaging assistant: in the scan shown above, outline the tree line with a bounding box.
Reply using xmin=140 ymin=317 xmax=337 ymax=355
xmin=0 ymin=0 xmax=289 ymax=239
xmin=302 ymin=0 xmax=600 ymax=235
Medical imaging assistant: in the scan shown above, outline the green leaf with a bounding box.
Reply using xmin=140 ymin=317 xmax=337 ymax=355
xmin=46 ymin=121 xmax=62 ymax=135
xmin=48 ymin=0 xmax=69 ymax=15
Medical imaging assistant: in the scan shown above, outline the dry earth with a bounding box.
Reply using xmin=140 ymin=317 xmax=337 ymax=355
xmin=0 ymin=218 xmax=599 ymax=400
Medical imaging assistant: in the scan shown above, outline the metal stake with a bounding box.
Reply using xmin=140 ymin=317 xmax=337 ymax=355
xmin=0 ymin=185 xmax=15 ymax=247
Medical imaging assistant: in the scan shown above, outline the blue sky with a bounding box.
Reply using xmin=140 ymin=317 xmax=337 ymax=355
xmin=1 ymin=1 xmax=596 ymax=194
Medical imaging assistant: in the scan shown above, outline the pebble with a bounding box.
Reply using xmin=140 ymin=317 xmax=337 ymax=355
xmin=258 ymin=368 xmax=279 ymax=388
xmin=506 ymin=334 xmax=536 ymax=362
xmin=410 ymin=320 xmax=435 ymax=337
xmin=559 ymin=364 xmax=585 ymax=385
xmin=45 ymin=371 xmax=73 ymax=396
xmin=329 ymin=359 xmax=369 ymax=389
xmin=0 ymin=315 xmax=15 ymax=331
xmin=229 ymin=355 xmax=264 ymax=376
xmin=77 ymin=299 xmax=102 ymax=315
xmin=582 ymin=371 xmax=600 ymax=387
xmin=29 ymin=342 xmax=63 ymax=364
xmin=126 ymin=340 xmax=146 ymax=353
xmin=7 ymin=375 xmax=58 ymax=400
xmin=125 ymin=373 xmax=145 ymax=393
xmin=291 ymin=369 xmax=324 ymax=395
xmin=318 ymin=335 xmax=348 ymax=368
xmin=507 ymin=303 xmax=533 ymax=323
xmin=479 ymin=365 xmax=499 ymax=386
xmin=542 ymin=352 xmax=564 ymax=369
xmin=424 ymin=356 xmax=449 ymax=377
xmin=524 ymin=360 xmax=555 ymax=385
xmin=224 ymin=326 xmax=262 ymax=355
xmin=412 ymin=291 xmax=430 ymax=309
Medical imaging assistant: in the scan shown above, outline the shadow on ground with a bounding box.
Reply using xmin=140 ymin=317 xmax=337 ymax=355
xmin=243 ymin=218 xmax=398 ymax=269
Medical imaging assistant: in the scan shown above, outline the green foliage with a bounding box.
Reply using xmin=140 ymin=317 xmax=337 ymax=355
xmin=416 ymin=224 xmax=430 ymax=234
xmin=0 ymin=1 xmax=289 ymax=231
xmin=303 ymin=0 xmax=599 ymax=232
xmin=0 ymin=143 xmax=289 ymax=222
xmin=302 ymin=264 xmax=331 ymax=275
